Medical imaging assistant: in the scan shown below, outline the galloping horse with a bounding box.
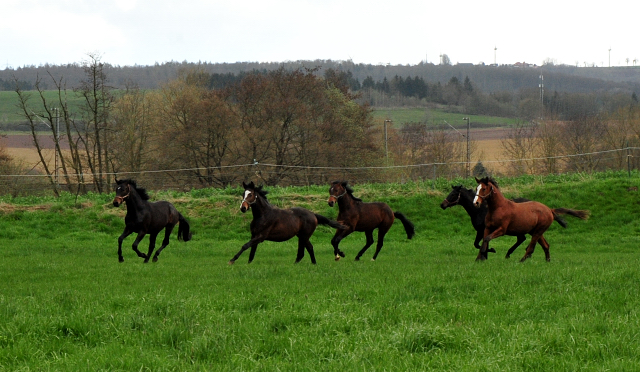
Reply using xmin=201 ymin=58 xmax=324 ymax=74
xmin=328 ymin=180 xmax=415 ymax=261
xmin=229 ymin=181 xmax=344 ymax=264
xmin=441 ymin=185 xmax=531 ymax=259
xmin=113 ymin=179 xmax=192 ymax=263
xmin=473 ymin=177 xmax=589 ymax=262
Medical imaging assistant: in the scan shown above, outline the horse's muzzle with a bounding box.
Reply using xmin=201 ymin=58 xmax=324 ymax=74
xmin=113 ymin=197 xmax=124 ymax=207
xmin=440 ymin=200 xmax=450 ymax=209
xmin=328 ymin=197 xmax=336 ymax=207
xmin=240 ymin=202 xmax=249 ymax=213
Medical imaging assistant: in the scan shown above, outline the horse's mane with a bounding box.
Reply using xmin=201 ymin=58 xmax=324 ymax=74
xmin=333 ymin=180 xmax=362 ymax=202
xmin=478 ymin=176 xmax=499 ymax=188
xmin=245 ymin=181 xmax=269 ymax=200
xmin=117 ymin=179 xmax=150 ymax=201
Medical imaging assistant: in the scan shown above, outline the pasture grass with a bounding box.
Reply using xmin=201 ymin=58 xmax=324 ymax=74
xmin=371 ymin=107 xmax=518 ymax=127
xmin=1 ymin=172 xmax=640 ymax=370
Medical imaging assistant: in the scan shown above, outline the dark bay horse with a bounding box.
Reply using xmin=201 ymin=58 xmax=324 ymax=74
xmin=441 ymin=185 xmax=531 ymax=259
xmin=473 ymin=177 xmax=589 ymax=262
xmin=113 ymin=179 xmax=192 ymax=263
xmin=328 ymin=180 xmax=415 ymax=261
xmin=229 ymin=181 xmax=344 ymax=264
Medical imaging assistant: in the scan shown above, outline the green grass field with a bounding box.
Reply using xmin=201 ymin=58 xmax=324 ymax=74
xmin=0 ymin=90 xmax=85 ymax=125
xmin=1 ymin=172 xmax=640 ymax=370
xmin=371 ymin=107 xmax=518 ymax=127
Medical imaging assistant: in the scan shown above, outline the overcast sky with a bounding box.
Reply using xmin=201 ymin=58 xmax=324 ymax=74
xmin=3 ymin=0 xmax=639 ymax=69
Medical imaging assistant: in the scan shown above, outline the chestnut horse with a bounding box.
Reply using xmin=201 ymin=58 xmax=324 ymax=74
xmin=229 ymin=181 xmax=344 ymax=264
xmin=328 ymin=180 xmax=415 ymax=261
xmin=441 ymin=184 xmax=532 ymax=259
xmin=473 ymin=177 xmax=589 ymax=262
xmin=113 ymin=179 xmax=192 ymax=263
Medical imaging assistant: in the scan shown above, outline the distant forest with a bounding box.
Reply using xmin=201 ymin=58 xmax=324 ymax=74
xmin=2 ymin=59 xmax=640 ymax=93
xmin=2 ymin=60 xmax=640 ymax=121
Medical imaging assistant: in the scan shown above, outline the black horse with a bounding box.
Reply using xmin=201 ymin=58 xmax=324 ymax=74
xmin=229 ymin=181 xmax=344 ymax=264
xmin=440 ymin=185 xmax=530 ymax=259
xmin=113 ymin=179 xmax=192 ymax=263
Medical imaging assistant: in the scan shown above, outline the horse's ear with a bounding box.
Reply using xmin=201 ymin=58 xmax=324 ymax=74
xmin=341 ymin=181 xmax=348 ymax=187
xmin=475 ymin=177 xmax=481 ymax=183
xmin=242 ymin=181 xmax=248 ymax=189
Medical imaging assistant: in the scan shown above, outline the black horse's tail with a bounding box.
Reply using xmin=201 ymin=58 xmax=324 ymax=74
xmin=177 ymin=213 xmax=192 ymax=242
xmin=315 ymin=214 xmax=345 ymax=230
xmin=394 ymin=212 xmax=415 ymax=239
xmin=552 ymin=208 xmax=590 ymax=228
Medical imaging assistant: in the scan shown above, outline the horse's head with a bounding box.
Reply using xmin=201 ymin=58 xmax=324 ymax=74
xmin=440 ymin=185 xmax=464 ymax=210
xmin=113 ymin=179 xmax=132 ymax=207
xmin=473 ymin=177 xmax=495 ymax=208
xmin=241 ymin=181 xmax=268 ymax=212
xmin=328 ymin=180 xmax=348 ymax=207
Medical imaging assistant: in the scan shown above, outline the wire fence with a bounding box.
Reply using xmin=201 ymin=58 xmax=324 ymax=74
xmin=0 ymin=147 xmax=638 ymax=196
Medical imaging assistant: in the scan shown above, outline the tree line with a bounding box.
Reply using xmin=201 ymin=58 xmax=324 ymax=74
xmin=9 ymin=55 xmax=386 ymax=195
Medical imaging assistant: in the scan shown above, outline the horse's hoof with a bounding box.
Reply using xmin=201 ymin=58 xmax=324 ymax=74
xmin=371 ymin=258 xmax=376 ymax=262
xmin=118 ymin=257 xmax=124 ymax=263
xmin=354 ymin=257 xmax=360 ymax=261
xmin=152 ymin=256 xmax=158 ymax=263
xmin=335 ymin=256 xmax=341 ymax=261
xmin=228 ymin=260 xmax=235 ymax=265
xmin=339 ymin=251 xmax=345 ymax=258
xmin=505 ymin=255 xmax=511 ymax=259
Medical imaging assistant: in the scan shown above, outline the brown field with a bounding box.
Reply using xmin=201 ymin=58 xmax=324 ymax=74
xmin=2 ymin=129 xmax=511 ymax=176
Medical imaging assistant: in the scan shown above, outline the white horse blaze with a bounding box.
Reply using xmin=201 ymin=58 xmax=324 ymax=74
xmin=241 ymin=190 xmax=252 ymax=207
xmin=473 ymin=184 xmax=483 ymax=204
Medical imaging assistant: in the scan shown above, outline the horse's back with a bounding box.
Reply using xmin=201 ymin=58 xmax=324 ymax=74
xmin=351 ymin=202 xmax=394 ymax=231
xmin=258 ymin=207 xmax=316 ymax=242
xmin=506 ymin=201 xmax=554 ymax=234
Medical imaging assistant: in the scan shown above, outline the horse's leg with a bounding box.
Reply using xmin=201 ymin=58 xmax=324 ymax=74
xmin=478 ymin=227 xmax=505 ymax=261
xmin=505 ymin=234 xmax=527 ymax=259
xmin=143 ymin=233 xmax=158 ymax=263
xmin=248 ymin=244 xmax=259 ymax=263
xmin=305 ymin=240 xmax=317 ymax=264
xmin=295 ymin=239 xmax=306 ymax=263
xmin=520 ymin=236 xmax=540 ymax=262
xmin=331 ymin=226 xmax=353 ymax=261
xmin=152 ymin=225 xmax=175 ymax=262
xmin=117 ymin=228 xmax=133 ymax=262
xmin=475 ymin=230 xmax=495 ymax=253
xmin=131 ymin=232 xmax=148 ymax=259
xmin=355 ymin=230 xmax=375 ymax=261
xmin=538 ymin=235 xmax=551 ymax=262
xmin=371 ymin=227 xmax=390 ymax=261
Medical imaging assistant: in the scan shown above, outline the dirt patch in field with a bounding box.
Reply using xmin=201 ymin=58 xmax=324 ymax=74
xmin=0 ymin=202 xmax=51 ymax=213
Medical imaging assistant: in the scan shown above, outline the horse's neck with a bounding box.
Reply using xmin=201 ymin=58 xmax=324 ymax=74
xmin=124 ymin=190 xmax=148 ymax=216
xmin=338 ymin=194 xmax=357 ymax=212
xmin=250 ymin=196 xmax=272 ymax=219
xmin=459 ymin=189 xmax=480 ymax=215
xmin=486 ymin=185 xmax=509 ymax=210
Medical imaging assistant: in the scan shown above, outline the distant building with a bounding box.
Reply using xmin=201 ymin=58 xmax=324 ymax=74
xmin=513 ymin=62 xmax=538 ymax=68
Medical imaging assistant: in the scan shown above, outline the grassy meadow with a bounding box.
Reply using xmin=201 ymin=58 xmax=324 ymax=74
xmin=1 ymin=172 xmax=640 ymax=370
xmin=371 ymin=107 xmax=518 ymax=127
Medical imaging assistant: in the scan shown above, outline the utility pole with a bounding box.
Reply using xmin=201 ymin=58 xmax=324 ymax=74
xmin=463 ymin=117 xmax=470 ymax=178
xmin=539 ymin=75 xmax=544 ymax=120
xmin=383 ymin=120 xmax=391 ymax=162
xmin=609 ymin=47 xmax=612 ymax=67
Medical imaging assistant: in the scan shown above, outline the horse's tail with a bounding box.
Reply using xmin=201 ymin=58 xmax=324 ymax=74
xmin=394 ymin=212 xmax=415 ymax=240
xmin=315 ymin=214 xmax=345 ymax=230
xmin=552 ymin=208 xmax=590 ymax=228
xmin=177 ymin=213 xmax=192 ymax=242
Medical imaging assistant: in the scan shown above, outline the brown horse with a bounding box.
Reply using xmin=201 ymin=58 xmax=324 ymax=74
xmin=328 ymin=180 xmax=415 ymax=261
xmin=473 ymin=177 xmax=589 ymax=262
xmin=229 ymin=181 xmax=344 ymax=264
